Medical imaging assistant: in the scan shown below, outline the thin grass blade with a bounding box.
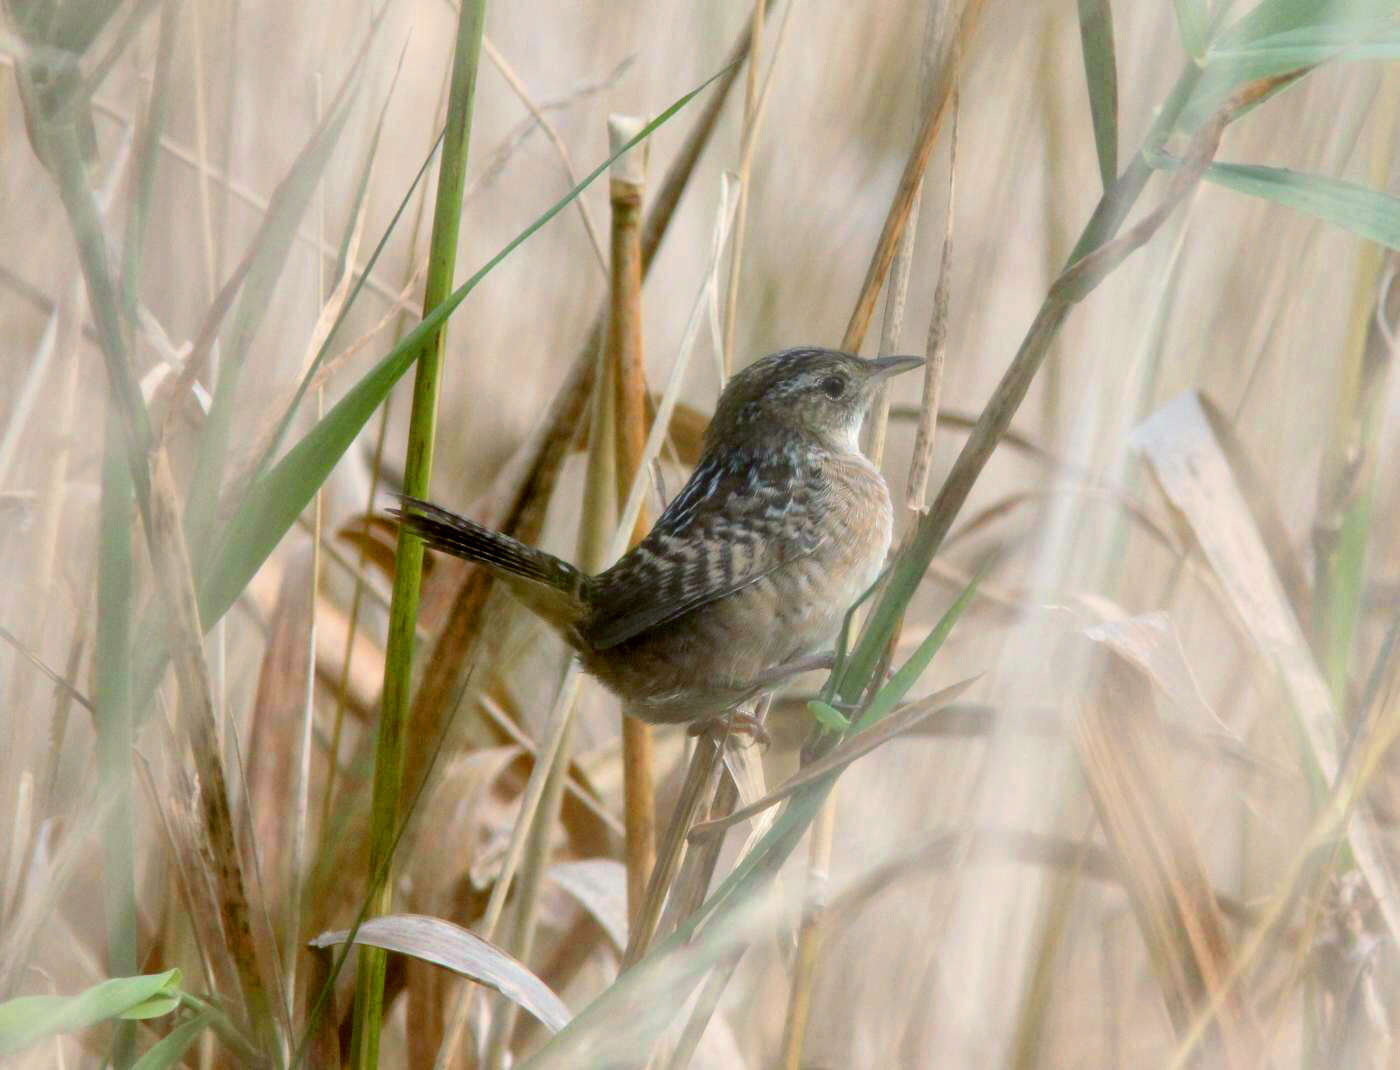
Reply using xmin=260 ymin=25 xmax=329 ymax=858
xmin=1076 ymin=0 xmax=1119 ymax=190
xmin=130 ymin=1011 xmax=214 ymax=1070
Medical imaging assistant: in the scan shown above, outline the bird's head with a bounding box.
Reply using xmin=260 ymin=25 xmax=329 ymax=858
xmin=706 ymin=347 xmax=924 ymax=454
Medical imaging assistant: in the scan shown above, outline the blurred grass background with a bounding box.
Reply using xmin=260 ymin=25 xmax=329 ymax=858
xmin=3 ymin=0 xmax=1400 ymax=1066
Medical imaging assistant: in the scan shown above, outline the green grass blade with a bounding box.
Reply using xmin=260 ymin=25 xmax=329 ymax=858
xmin=1173 ymin=0 xmax=1210 ymax=61
xmin=119 ymin=0 xmax=178 ymax=317
xmin=195 ymin=62 xmax=733 ymax=633
xmin=1213 ymin=0 xmax=1399 ymax=52
xmin=854 ymin=571 xmax=982 ymax=731
xmin=1179 ymin=5 xmax=1400 ymax=128
xmin=0 ymin=970 xmax=181 ymax=1057
xmin=1076 ymin=0 xmax=1120 ymax=191
xmin=1201 ymin=162 xmax=1400 ymax=249
xmin=130 ymin=1012 xmax=214 ymax=1070
xmin=119 ymin=996 xmax=182 ymax=1021
xmin=96 ymin=416 xmax=138 ymax=1068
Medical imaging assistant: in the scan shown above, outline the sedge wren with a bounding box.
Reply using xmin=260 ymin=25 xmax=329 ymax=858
xmin=394 ymin=347 xmax=922 ymax=727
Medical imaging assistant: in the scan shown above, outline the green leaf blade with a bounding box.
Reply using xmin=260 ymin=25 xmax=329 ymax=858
xmin=1077 ymin=0 xmax=1120 ymax=190
xmin=0 ymin=970 xmax=182 ymax=1056
xmin=1203 ymin=162 xmax=1400 ymax=249
xmin=1180 ymin=7 xmax=1400 ymax=128
xmin=855 ymin=570 xmax=981 ymax=731
xmin=1173 ymin=0 xmax=1211 ymax=61
xmin=131 ymin=1012 xmax=214 ymax=1070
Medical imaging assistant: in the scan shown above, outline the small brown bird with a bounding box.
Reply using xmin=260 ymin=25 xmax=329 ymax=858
xmin=395 ymin=347 xmax=922 ymax=727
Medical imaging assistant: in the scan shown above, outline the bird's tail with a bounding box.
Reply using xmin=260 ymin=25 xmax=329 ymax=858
xmin=393 ymin=496 xmax=590 ymax=635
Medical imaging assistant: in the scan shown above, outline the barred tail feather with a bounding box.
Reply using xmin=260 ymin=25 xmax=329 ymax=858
xmin=392 ymin=496 xmax=590 ymax=634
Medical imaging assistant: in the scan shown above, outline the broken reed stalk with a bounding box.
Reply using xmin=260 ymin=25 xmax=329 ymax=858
xmin=350 ymin=3 xmax=486 ymax=1066
xmin=607 ymin=114 xmax=660 ymax=925
xmin=481 ymin=130 xmax=646 ymax=1062
xmin=483 ymin=111 xmax=666 ymax=1068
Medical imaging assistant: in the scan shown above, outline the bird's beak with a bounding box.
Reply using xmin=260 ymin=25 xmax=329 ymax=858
xmin=865 ymin=355 xmax=925 ymax=379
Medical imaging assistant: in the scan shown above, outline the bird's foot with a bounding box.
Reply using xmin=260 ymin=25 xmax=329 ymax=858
xmin=690 ymin=711 xmax=770 ymax=749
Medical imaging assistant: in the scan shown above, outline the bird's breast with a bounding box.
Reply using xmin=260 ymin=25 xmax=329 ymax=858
xmin=806 ymin=450 xmax=894 ymax=629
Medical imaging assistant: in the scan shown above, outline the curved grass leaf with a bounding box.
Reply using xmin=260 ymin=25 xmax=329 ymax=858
xmin=1202 ymin=162 xmax=1400 ymax=249
xmin=1180 ymin=6 xmax=1400 ymax=128
xmin=1214 ymin=0 xmax=1400 ymax=53
xmin=1076 ymin=0 xmax=1120 ymax=190
xmin=312 ymin=915 xmax=570 ymax=1032
xmin=0 ymin=969 xmax=181 ymax=1056
xmin=120 ymin=994 xmax=182 ymax=1020
xmin=195 ymin=65 xmax=730 ymax=630
xmin=548 ymin=860 xmax=630 ymax=952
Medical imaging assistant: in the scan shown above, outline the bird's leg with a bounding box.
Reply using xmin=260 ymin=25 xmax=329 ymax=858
xmin=724 ymin=710 xmax=770 ymax=748
xmin=687 ymin=710 xmax=770 ymax=748
xmin=746 ymin=652 xmax=837 ymax=691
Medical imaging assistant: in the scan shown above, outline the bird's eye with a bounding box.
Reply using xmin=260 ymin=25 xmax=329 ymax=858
xmin=820 ymin=375 xmax=846 ymax=399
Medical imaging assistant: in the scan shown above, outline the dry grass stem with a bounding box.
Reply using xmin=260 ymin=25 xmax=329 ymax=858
xmin=606 ymin=114 xmax=660 ymax=925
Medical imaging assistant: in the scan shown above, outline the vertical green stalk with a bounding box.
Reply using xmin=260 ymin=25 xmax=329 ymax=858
xmin=96 ymin=410 xmax=137 ymax=1069
xmin=349 ymin=2 xmax=486 ymax=1066
xmin=120 ymin=0 xmax=178 ymax=316
xmin=1312 ymin=68 xmax=1400 ymax=711
xmin=99 ymin=22 xmax=176 ymax=1053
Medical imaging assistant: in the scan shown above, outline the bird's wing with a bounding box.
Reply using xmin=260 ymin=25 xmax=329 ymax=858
xmin=585 ymin=445 xmax=829 ymax=651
